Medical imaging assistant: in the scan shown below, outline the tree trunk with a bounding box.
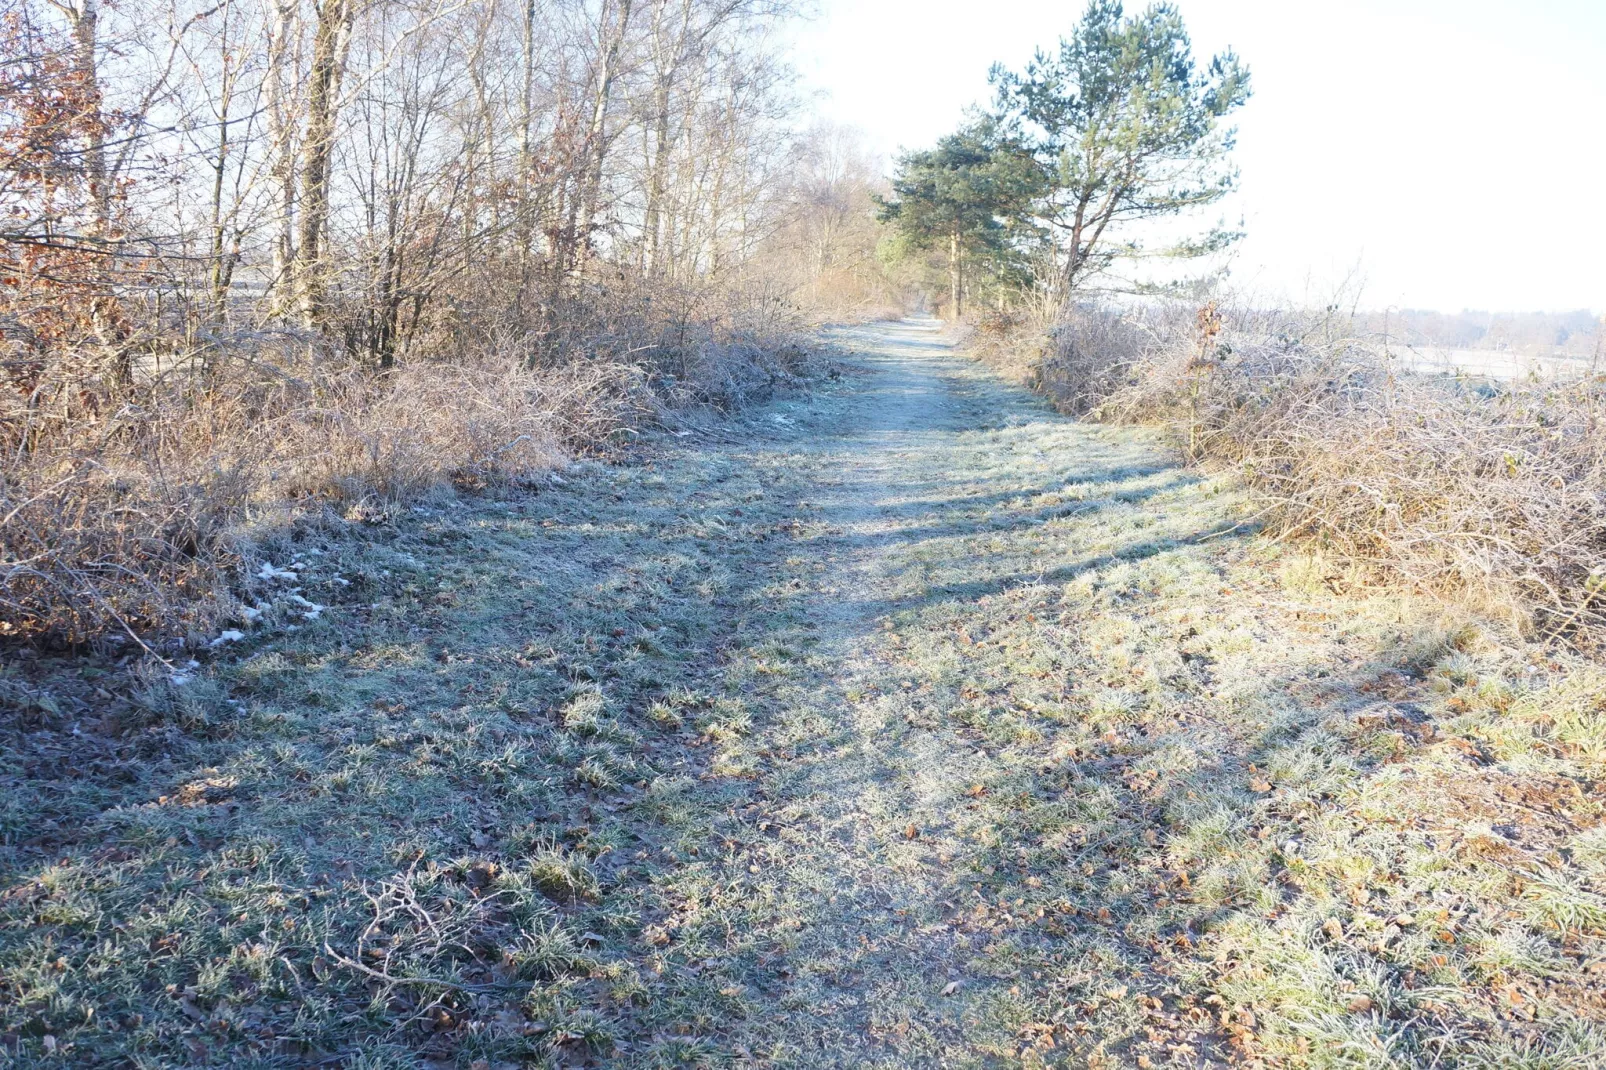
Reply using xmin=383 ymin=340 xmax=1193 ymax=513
xmin=294 ymin=0 xmax=357 ymax=331
xmin=642 ymin=0 xmax=692 ymax=275
xmin=516 ymin=0 xmax=537 ymax=290
xmin=949 ymin=227 xmax=962 ymax=321
xmin=207 ymin=0 xmax=238 ymax=326
xmin=573 ymin=0 xmax=633 ymax=273
xmin=264 ymin=0 xmax=299 ymax=319
xmin=62 ymin=0 xmax=109 ymax=236
xmin=641 ymin=71 xmax=674 ymax=274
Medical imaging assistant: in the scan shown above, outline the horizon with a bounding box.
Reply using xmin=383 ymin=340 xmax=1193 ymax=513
xmin=789 ymin=0 xmax=1606 ymax=317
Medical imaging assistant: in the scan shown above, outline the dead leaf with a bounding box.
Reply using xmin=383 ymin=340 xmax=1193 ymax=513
xmin=941 ymin=980 xmax=961 ymax=996
xmin=1249 ymin=778 xmax=1272 ymax=793
xmin=1347 ymin=995 xmax=1373 ymax=1013
xmin=904 ymin=823 xmax=918 ymax=840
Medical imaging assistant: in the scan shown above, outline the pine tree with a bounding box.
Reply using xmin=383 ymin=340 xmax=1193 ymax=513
xmin=877 ymin=119 xmax=1042 ymax=320
xmin=992 ymin=0 xmax=1250 ymax=299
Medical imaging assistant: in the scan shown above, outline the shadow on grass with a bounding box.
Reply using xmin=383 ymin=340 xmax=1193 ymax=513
xmin=0 ymin=431 xmax=824 ymax=1065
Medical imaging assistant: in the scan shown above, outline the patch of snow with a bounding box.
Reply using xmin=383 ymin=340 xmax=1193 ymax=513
xmin=287 ymin=594 xmax=326 ymax=620
xmin=256 ymin=562 xmax=299 ymax=582
xmin=208 ymin=630 xmax=245 ymax=648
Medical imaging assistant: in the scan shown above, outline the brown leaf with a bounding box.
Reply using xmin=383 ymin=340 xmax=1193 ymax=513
xmin=1346 ymin=995 xmax=1373 ymax=1013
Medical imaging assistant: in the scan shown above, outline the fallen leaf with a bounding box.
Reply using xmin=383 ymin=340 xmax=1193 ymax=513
xmin=1347 ymin=995 xmax=1373 ymax=1013
xmin=904 ymin=823 xmax=918 ymax=840
xmin=1249 ymin=778 xmax=1272 ymax=793
xmin=942 ymin=980 xmax=961 ymax=996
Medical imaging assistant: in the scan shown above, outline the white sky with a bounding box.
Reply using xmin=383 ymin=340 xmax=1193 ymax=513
xmin=789 ymin=0 xmax=1606 ymax=314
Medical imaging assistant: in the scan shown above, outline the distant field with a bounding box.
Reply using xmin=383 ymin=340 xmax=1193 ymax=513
xmin=1390 ymin=344 xmax=1595 ymax=380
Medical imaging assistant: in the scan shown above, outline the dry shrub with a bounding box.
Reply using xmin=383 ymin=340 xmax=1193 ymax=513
xmin=967 ymin=304 xmax=1166 ymax=416
xmin=0 ymin=347 xmax=570 ymax=645
xmin=2 ymin=288 xmax=821 ymax=647
xmin=987 ymin=303 xmax=1606 ymax=648
xmin=512 ymin=278 xmax=822 ymax=411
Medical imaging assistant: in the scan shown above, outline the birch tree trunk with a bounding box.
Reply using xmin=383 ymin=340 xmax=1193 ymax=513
xmin=641 ymin=0 xmax=693 ymax=275
xmin=572 ymin=0 xmax=632 ymax=273
xmin=207 ymin=0 xmax=240 ymax=325
xmin=515 ymin=0 xmax=537 ymax=289
xmin=293 ymin=0 xmax=357 ymax=330
xmin=264 ymin=0 xmax=300 ymax=319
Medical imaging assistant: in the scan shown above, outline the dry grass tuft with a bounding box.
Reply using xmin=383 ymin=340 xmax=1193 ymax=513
xmin=974 ymin=304 xmax=1606 ymax=649
xmin=1 ymin=291 xmax=825 ymax=647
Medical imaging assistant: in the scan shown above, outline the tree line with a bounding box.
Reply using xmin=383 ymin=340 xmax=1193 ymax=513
xmin=879 ymin=0 xmax=1250 ymax=319
xmin=0 ymin=0 xmax=905 ymax=644
xmin=0 ymin=0 xmax=899 ymax=385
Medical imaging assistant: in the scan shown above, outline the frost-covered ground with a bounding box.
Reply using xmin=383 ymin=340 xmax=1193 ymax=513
xmin=1390 ymin=344 xmax=1593 ymax=381
xmin=3 ymin=322 xmax=1602 ymax=1067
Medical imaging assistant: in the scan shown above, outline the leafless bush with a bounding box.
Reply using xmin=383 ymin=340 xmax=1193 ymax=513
xmin=987 ymin=303 xmax=1606 ymax=648
xmin=1 ymin=288 xmax=819 ymax=647
xmin=968 ymin=304 xmax=1180 ymax=416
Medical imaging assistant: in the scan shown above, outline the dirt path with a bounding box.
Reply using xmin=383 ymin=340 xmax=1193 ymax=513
xmin=633 ymin=319 xmax=1252 ymax=1065
xmin=618 ymin=321 xmax=1605 ymax=1068
xmin=6 ymin=320 xmax=1602 ymax=1068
